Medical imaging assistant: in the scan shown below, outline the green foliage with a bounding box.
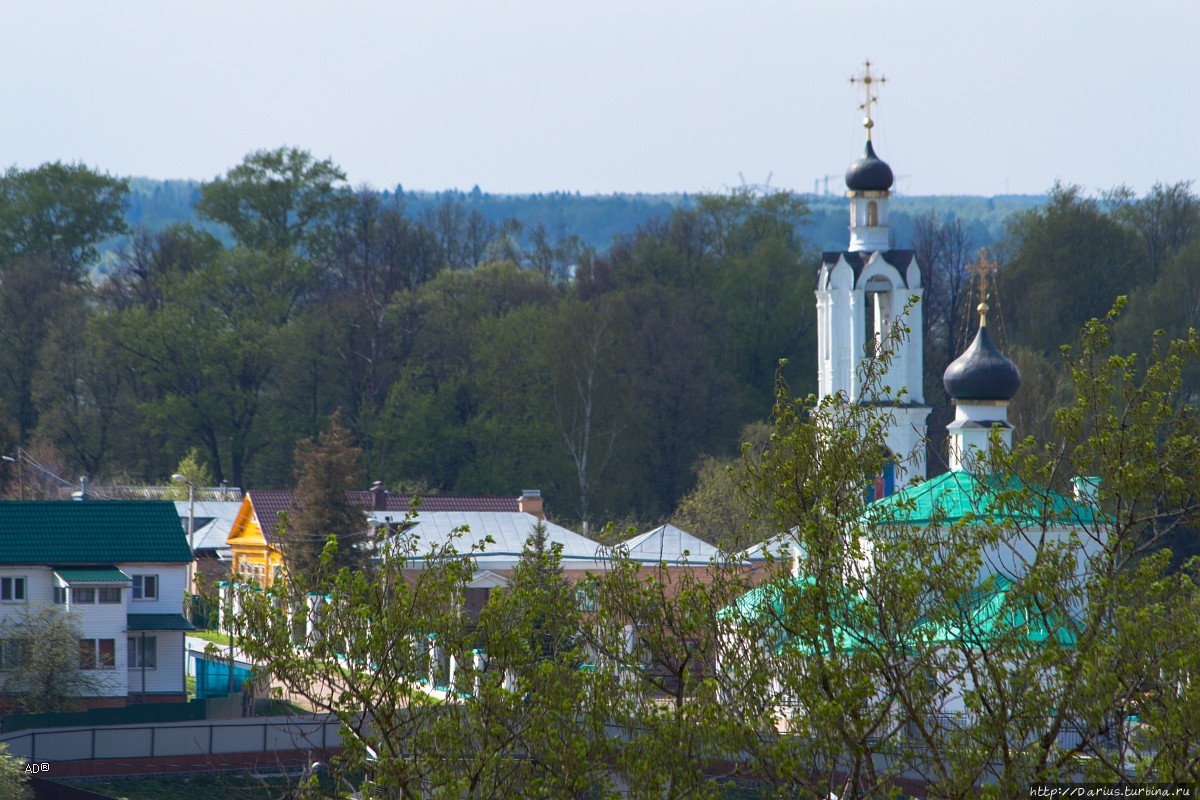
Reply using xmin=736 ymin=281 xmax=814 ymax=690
xmin=228 ymin=305 xmax=1200 ymax=796
xmin=999 ymin=183 xmax=1144 ymax=356
xmin=162 ymin=448 xmax=215 ymax=501
xmin=0 ymin=161 xmax=128 ymax=278
xmin=0 ymin=744 xmax=30 ymax=800
xmin=0 ymin=605 xmax=99 ymax=713
xmin=673 ymin=421 xmax=776 ymax=550
xmin=196 ymin=146 xmax=348 ymax=253
xmin=283 ymin=411 xmax=368 ymax=580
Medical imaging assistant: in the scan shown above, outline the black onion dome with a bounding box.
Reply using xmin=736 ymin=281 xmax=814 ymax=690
xmin=845 ymin=140 xmax=894 ymax=192
xmin=943 ymin=325 xmax=1021 ymax=401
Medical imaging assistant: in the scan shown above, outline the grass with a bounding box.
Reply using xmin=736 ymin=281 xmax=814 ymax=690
xmin=253 ymin=697 xmax=310 ymax=717
xmin=189 ymin=629 xmax=231 ymax=646
xmin=185 ymin=674 xmax=196 ymax=700
xmin=58 ymin=771 xmax=330 ymax=799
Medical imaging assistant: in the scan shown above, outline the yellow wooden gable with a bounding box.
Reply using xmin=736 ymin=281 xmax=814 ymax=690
xmin=225 ymin=495 xmax=286 ymax=586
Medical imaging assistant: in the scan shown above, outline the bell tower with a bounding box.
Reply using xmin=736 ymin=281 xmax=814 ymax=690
xmin=815 ymin=61 xmax=929 ymax=490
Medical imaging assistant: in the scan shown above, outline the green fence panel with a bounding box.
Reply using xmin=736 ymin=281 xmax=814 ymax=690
xmin=1 ymin=697 xmax=207 ymax=733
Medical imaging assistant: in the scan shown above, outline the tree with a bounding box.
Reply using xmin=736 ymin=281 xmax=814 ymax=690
xmin=282 ymin=412 xmax=368 ymax=580
xmin=672 ymin=421 xmax=775 ymax=551
xmin=164 ymin=448 xmax=215 ymax=501
xmin=0 ymin=162 xmax=128 ymax=279
xmin=104 ymin=245 xmax=310 ymax=486
xmin=196 ymin=147 xmax=348 ymax=254
xmin=0 ymin=606 xmax=100 ymax=713
xmin=0 ymin=744 xmax=31 ymax=800
xmin=999 ymin=184 xmax=1144 ymax=355
xmin=1108 ymin=181 xmax=1199 ymax=280
xmin=0 ymin=256 xmax=85 ymax=441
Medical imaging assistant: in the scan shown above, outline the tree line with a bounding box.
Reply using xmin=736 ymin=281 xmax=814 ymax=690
xmin=0 ymin=149 xmax=1196 ymax=534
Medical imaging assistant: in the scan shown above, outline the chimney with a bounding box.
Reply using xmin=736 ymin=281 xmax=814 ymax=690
xmin=370 ymin=480 xmax=388 ymax=511
xmin=518 ymin=489 xmax=544 ymax=519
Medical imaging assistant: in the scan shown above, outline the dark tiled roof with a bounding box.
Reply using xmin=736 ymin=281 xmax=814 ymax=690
xmin=0 ymin=502 xmax=191 ymax=564
xmin=54 ymin=568 xmax=130 ymax=583
xmin=247 ymin=490 xmax=522 ymax=544
xmin=128 ymin=613 xmax=195 ymax=632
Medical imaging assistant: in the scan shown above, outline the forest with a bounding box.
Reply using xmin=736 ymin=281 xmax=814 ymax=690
xmin=0 ymin=148 xmax=1195 ymax=535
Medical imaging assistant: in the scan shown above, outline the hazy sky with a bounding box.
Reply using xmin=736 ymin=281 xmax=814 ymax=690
xmin=2 ymin=1 xmax=1196 ymax=197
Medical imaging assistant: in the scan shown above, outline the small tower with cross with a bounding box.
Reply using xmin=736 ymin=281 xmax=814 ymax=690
xmin=942 ymin=248 xmax=1022 ymax=472
xmin=814 ymin=60 xmax=929 ymax=492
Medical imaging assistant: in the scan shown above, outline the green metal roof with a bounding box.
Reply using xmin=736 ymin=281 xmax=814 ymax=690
xmin=127 ymin=614 xmax=195 ymax=632
xmin=0 ymin=502 xmax=192 ymax=564
xmin=920 ymin=574 xmax=1078 ymax=650
xmin=719 ymin=576 xmax=873 ymax=655
xmin=722 ymin=572 xmax=1077 ymax=656
xmin=53 ymin=568 xmax=130 ymax=583
xmin=860 ymin=470 xmax=1103 ymax=529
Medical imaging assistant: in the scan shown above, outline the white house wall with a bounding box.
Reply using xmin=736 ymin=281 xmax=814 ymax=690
xmin=0 ymin=563 xmax=188 ymax=701
xmin=128 ymin=631 xmax=185 ymax=695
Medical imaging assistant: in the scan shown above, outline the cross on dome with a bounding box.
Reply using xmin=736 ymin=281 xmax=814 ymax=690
xmin=849 ymin=60 xmax=887 ymax=141
xmin=966 ymin=249 xmax=1000 ymax=327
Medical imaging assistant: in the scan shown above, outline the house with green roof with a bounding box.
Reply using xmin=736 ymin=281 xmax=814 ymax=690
xmin=0 ymin=501 xmax=193 ymax=708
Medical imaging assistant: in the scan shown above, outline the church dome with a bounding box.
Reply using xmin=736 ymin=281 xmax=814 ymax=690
xmin=943 ymin=324 xmax=1021 ymax=402
xmin=845 ymin=140 xmax=894 ymax=192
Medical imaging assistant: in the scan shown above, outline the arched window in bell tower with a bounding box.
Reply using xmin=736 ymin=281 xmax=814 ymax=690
xmin=863 ymin=275 xmax=894 ymax=355
xmin=867 ymin=200 xmax=879 ymax=227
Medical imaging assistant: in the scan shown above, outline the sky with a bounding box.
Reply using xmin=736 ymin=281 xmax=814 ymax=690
xmin=1 ymin=1 xmax=1197 ymax=198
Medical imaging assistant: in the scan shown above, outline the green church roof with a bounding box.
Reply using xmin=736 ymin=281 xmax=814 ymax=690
xmin=0 ymin=502 xmax=191 ymax=564
xmin=722 ymin=573 xmax=1077 ymax=655
xmin=920 ymin=574 xmax=1078 ymax=650
xmin=860 ymin=470 xmax=1103 ymax=529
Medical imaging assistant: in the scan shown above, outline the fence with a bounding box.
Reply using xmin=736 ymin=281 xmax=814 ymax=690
xmin=0 ymin=714 xmax=341 ymax=765
xmin=194 ymin=655 xmax=255 ymax=700
xmin=2 ymin=698 xmax=208 ymax=734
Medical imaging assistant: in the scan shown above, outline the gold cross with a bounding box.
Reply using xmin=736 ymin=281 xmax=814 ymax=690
xmin=966 ymin=248 xmax=999 ymax=326
xmin=849 ymin=60 xmax=886 ymax=140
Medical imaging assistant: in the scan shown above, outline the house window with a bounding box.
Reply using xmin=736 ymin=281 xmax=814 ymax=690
xmin=72 ymin=587 xmax=96 ymax=604
xmin=1 ymin=577 xmax=26 ymax=602
xmin=80 ymin=639 xmax=116 ymax=670
xmin=128 ymin=636 xmax=157 ymax=669
xmin=98 ymin=587 xmax=122 ymax=604
xmin=0 ymin=640 xmax=24 ymax=671
xmin=867 ymin=200 xmax=879 ymax=226
xmin=132 ymin=575 xmax=158 ymax=600
xmin=54 ymin=586 xmax=67 ymax=605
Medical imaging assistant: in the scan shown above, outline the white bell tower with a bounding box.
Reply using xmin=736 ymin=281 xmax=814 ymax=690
xmin=815 ymin=61 xmax=929 ymax=492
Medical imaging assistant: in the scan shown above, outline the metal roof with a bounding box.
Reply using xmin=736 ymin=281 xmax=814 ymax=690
xmin=127 ymin=613 xmax=195 ymax=632
xmin=860 ymin=471 xmax=1103 ymax=529
xmin=0 ymin=501 xmax=192 ymax=564
xmin=619 ymin=524 xmax=725 ymax=564
xmin=371 ymin=511 xmax=604 ymax=566
xmin=53 ymin=568 xmax=130 ymax=583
